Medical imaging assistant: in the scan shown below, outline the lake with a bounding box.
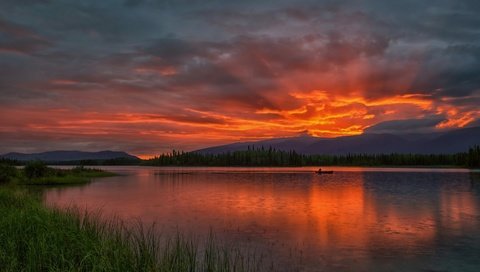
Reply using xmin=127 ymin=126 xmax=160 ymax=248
xmin=44 ymin=167 xmax=480 ymax=271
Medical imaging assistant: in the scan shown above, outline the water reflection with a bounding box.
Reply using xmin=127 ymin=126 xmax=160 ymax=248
xmin=45 ymin=167 xmax=480 ymax=271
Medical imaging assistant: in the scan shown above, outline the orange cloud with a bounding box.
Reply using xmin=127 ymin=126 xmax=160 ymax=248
xmin=1 ymin=84 xmax=478 ymax=156
xmin=2 ymin=33 xmax=480 ymax=156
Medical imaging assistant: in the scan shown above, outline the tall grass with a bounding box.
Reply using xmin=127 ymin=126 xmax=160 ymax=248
xmin=0 ymin=187 xmax=263 ymax=271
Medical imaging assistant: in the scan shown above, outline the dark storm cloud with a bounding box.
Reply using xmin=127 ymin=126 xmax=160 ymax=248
xmin=467 ymin=118 xmax=480 ymax=127
xmin=140 ymin=38 xmax=211 ymax=65
xmin=1 ymin=0 xmax=480 ymax=154
xmin=0 ymin=18 xmax=51 ymax=54
xmin=2 ymin=0 xmax=479 ymax=98
xmin=365 ymin=116 xmax=446 ymax=134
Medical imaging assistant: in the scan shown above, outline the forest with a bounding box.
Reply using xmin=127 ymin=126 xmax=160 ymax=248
xmin=144 ymin=145 xmax=480 ymax=168
xmin=2 ymin=145 xmax=479 ymax=168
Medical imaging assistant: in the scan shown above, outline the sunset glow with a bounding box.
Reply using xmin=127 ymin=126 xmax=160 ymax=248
xmin=1 ymin=1 xmax=479 ymax=156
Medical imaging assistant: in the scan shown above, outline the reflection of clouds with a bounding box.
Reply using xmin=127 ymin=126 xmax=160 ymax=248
xmin=45 ymin=170 xmax=480 ymax=270
xmin=361 ymin=171 xmax=480 ymax=259
xmin=440 ymin=182 xmax=479 ymax=230
xmin=470 ymin=172 xmax=480 ymax=184
xmin=308 ymin=179 xmax=368 ymax=248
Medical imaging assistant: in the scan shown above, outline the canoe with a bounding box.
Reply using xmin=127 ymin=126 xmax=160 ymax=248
xmin=316 ymin=170 xmax=334 ymax=174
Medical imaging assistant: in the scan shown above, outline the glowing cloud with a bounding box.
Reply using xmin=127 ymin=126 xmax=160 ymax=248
xmin=1 ymin=0 xmax=479 ymax=155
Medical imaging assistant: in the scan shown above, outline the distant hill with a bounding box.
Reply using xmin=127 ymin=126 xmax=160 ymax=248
xmin=196 ymin=126 xmax=480 ymax=155
xmin=0 ymin=150 xmax=139 ymax=162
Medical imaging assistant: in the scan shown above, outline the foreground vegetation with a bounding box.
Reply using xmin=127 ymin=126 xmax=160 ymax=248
xmin=0 ymin=157 xmax=140 ymax=167
xmin=0 ymin=162 xmax=115 ymax=185
xmin=0 ymin=187 xmax=262 ymax=271
xmin=144 ymin=145 xmax=480 ymax=168
xmin=0 ymin=162 xmax=263 ymax=271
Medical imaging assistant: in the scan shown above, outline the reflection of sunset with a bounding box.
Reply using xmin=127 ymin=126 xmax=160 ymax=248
xmin=45 ymin=170 xmax=480 ymax=267
xmin=441 ymin=189 xmax=479 ymax=229
xmin=308 ymin=182 xmax=367 ymax=245
xmin=4 ymin=0 xmax=479 ymax=270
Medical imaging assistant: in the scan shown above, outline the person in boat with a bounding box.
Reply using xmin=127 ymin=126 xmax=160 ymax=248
xmin=316 ymin=168 xmax=333 ymax=174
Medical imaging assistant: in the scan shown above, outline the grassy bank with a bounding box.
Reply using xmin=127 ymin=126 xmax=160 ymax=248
xmin=0 ymin=164 xmax=262 ymax=271
xmin=22 ymin=167 xmax=116 ymax=185
xmin=1 ymin=162 xmax=116 ymax=185
xmin=0 ymin=188 xmax=261 ymax=271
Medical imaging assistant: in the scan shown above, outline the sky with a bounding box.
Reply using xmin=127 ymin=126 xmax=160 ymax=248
xmin=1 ymin=0 xmax=480 ymax=157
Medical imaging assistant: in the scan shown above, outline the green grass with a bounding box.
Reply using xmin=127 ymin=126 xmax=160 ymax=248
xmin=0 ymin=163 xmax=263 ymax=271
xmin=23 ymin=174 xmax=101 ymax=185
xmin=0 ymin=187 xmax=263 ymax=272
xmin=0 ymin=163 xmax=117 ymax=186
xmin=22 ymin=168 xmax=117 ymax=185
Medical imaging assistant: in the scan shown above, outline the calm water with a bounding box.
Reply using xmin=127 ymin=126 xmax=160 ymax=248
xmin=45 ymin=167 xmax=480 ymax=271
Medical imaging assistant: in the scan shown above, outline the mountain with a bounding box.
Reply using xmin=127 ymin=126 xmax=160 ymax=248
xmin=196 ymin=126 xmax=480 ymax=155
xmin=0 ymin=150 xmax=139 ymax=162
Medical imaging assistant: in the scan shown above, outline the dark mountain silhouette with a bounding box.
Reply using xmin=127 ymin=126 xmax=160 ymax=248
xmin=0 ymin=150 xmax=139 ymax=162
xmin=196 ymin=126 xmax=480 ymax=155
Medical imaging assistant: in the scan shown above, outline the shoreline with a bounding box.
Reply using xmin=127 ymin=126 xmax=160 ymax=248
xmin=48 ymin=164 xmax=475 ymax=170
xmin=0 ymin=184 xmax=261 ymax=271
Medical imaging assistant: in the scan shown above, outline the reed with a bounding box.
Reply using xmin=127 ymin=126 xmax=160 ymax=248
xmin=0 ymin=187 xmax=263 ymax=272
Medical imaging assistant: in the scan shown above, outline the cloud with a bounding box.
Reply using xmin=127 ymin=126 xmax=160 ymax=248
xmin=1 ymin=0 xmax=480 ymax=155
xmin=466 ymin=118 xmax=480 ymax=127
xmin=0 ymin=18 xmax=51 ymax=54
xmin=364 ymin=116 xmax=446 ymax=134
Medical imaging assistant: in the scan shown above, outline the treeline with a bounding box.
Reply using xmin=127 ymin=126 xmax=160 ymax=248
xmin=144 ymin=145 xmax=480 ymax=168
xmin=468 ymin=145 xmax=480 ymax=168
xmin=2 ymin=146 xmax=479 ymax=168
xmin=0 ymin=158 xmax=19 ymax=165
xmin=0 ymin=157 xmax=140 ymax=166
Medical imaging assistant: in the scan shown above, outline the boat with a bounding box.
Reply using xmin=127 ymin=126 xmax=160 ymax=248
xmin=315 ymin=168 xmax=334 ymax=174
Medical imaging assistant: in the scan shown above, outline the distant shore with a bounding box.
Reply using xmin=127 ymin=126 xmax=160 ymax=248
xmin=2 ymin=146 xmax=479 ymax=169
